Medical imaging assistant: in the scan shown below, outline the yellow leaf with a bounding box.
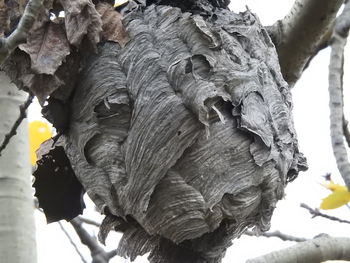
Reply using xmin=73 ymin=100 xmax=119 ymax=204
xmin=320 ymin=188 xmax=350 ymax=210
xmin=29 ymin=121 xmax=52 ymax=165
xmin=322 ymin=180 xmax=348 ymax=192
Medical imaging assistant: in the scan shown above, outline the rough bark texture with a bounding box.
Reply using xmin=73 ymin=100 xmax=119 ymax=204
xmin=60 ymin=4 xmax=306 ymax=262
xmin=329 ymin=0 xmax=350 ymax=190
xmin=247 ymin=236 xmax=350 ymax=263
xmin=269 ymin=0 xmax=344 ymax=86
xmin=0 ymin=71 xmax=37 ymax=263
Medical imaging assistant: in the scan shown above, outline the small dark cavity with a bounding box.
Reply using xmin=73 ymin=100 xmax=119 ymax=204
xmin=208 ymin=100 xmax=233 ymax=124
xmin=211 ymin=14 xmax=218 ymax=22
xmin=185 ymin=59 xmax=193 ymax=74
xmin=232 ymin=104 xmax=241 ymax=116
xmin=191 ymin=54 xmax=212 ymax=79
xmin=287 ymin=169 xmax=298 ymax=182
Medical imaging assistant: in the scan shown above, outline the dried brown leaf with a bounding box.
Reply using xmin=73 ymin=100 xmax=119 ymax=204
xmin=1 ymin=48 xmax=32 ymax=90
xmin=3 ymin=47 xmax=79 ymax=105
xmin=96 ymin=2 xmax=130 ymax=47
xmin=20 ymin=51 xmax=79 ymax=104
xmin=21 ymin=73 xmax=64 ymax=104
xmin=59 ymin=0 xmax=102 ymax=48
xmin=49 ymin=51 xmax=80 ymax=102
xmin=1 ymin=0 xmax=54 ymax=36
xmin=43 ymin=0 xmax=54 ymax=10
xmin=20 ymin=20 xmax=70 ymax=75
xmin=2 ymin=0 xmax=20 ymax=36
xmin=16 ymin=0 xmax=27 ymax=13
xmin=0 ymin=0 xmax=9 ymax=37
xmin=1 ymin=0 xmax=77 ymax=104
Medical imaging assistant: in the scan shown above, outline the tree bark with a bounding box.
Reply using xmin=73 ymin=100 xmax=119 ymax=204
xmin=246 ymin=236 xmax=350 ymax=263
xmin=0 ymin=71 xmax=37 ymax=263
xmin=269 ymin=0 xmax=344 ymax=86
xmin=329 ymin=0 xmax=350 ymax=190
xmin=0 ymin=0 xmax=43 ymax=63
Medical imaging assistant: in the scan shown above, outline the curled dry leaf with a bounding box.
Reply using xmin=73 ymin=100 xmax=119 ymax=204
xmin=33 ymin=139 xmax=86 ymax=223
xmin=0 ymin=0 xmax=24 ymax=37
xmin=20 ymin=20 xmax=70 ymax=75
xmin=1 ymin=0 xmax=75 ymax=104
xmin=96 ymin=2 xmax=130 ymax=47
xmin=21 ymin=73 xmax=64 ymax=104
xmin=1 ymin=0 xmax=53 ymax=36
xmin=3 ymin=48 xmax=79 ymax=105
xmin=0 ymin=0 xmax=9 ymax=37
xmin=22 ymin=51 xmax=79 ymax=105
xmin=59 ymin=0 xmax=102 ymax=48
xmin=1 ymin=48 xmax=32 ymax=90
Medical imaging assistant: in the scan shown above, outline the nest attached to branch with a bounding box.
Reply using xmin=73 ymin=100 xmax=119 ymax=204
xmin=62 ymin=4 xmax=306 ymax=261
xmin=2 ymin=1 xmax=307 ymax=261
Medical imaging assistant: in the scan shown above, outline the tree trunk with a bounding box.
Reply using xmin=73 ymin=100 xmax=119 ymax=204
xmin=0 ymin=71 xmax=37 ymax=263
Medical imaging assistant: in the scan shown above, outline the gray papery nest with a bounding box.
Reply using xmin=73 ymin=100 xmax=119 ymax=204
xmin=63 ymin=5 xmax=307 ymax=262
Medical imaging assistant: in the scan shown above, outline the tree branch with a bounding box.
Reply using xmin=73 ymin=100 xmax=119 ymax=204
xmin=106 ymin=250 xmax=118 ymax=260
xmin=70 ymin=217 xmax=117 ymax=263
xmin=300 ymin=203 xmax=350 ymax=225
xmin=328 ymin=0 xmax=350 ymax=190
xmin=246 ymin=236 xmax=350 ymax=263
xmin=0 ymin=92 xmax=33 ymax=156
xmin=58 ymin=221 xmax=88 ymax=263
xmin=269 ymin=0 xmax=344 ymax=86
xmin=0 ymin=0 xmax=43 ymax=63
xmin=36 ymin=202 xmax=116 ymax=262
xmin=77 ymin=216 xmax=101 ymax=227
xmin=244 ymin=230 xmax=308 ymax=242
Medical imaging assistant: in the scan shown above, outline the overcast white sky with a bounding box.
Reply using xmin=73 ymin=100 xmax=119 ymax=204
xmin=29 ymin=1 xmax=350 ymax=262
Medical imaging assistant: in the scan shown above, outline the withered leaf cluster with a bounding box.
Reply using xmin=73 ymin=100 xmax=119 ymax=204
xmin=1 ymin=0 xmax=130 ymax=222
xmin=2 ymin=0 xmax=129 ymax=104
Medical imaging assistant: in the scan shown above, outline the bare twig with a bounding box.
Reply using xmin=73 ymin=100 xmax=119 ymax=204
xmin=269 ymin=0 xmax=344 ymax=86
xmin=301 ymin=203 xmax=350 ymax=225
xmin=246 ymin=236 xmax=350 ymax=263
xmin=244 ymin=230 xmax=308 ymax=242
xmin=36 ymin=204 xmax=83 ymax=260
xmin=0 ymin=0 xmax=43 ymax=63
xmin=0 ymin=92 xmax=33 ymax=156
xmin=106 ymin=249 xmax=118 ymax=259
xmin=58 ymin=221 xmax=88 ymax=263
xmin=78 ymin=216 xmax=101 ymax=227
xmin=36 ymin=205 xmax=116 ymax=262
xmin=328 ymin=0 xmax=350 ymax=190
xmin=70 ymin=217 xmax=117 ymax=262
xmin=70 ymin=218 xmax=103 ymax=254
